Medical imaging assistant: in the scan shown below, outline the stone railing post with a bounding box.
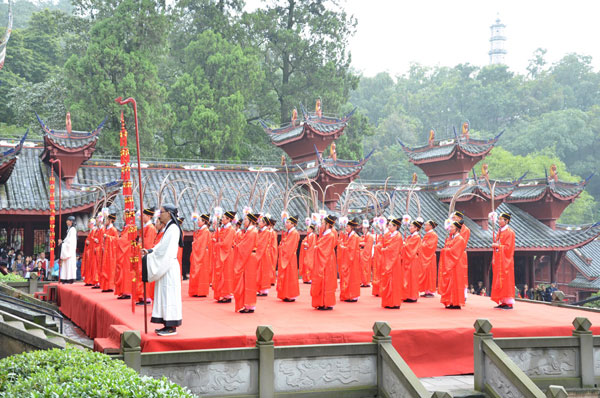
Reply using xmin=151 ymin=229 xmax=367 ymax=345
xmin=28 ymin=274 xmax=38 ymax=294
xmin=546 ymin=385 xmax=568 ymax=398
xmin=572 ymin=317 xmax=593 ymax=388
xmin=431 ymin=392 xmax=453 ymax=398
xmin=473 ymin=319 xmax=493 ymax=392
xmin=256 ymin=325 xmax=275 ymax=398
xmin=121 ymin=330 xmax=141 ymax=372
xmin=372 ymin=321 xmax=392 ymax=395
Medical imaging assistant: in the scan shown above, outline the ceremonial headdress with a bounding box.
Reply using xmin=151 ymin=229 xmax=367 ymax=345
xmin=288 ymin=215 xmax=298 ymax=225
xmin=143 ymin=207 xmax=155 ymax=217
xmin=108 ymin=213 xmax=117 ymax=221
xmin=177 ymin=216 xmax=185 ymax=225
xmin=324 ymin=215 xmax=337 ymax=226
xmin=391 ymin=218 xmax=402 ymax=227
xmin=163 ymin=203 xmax=184 ymax=248
xmin=500 ymin=212 xmax=512 ymax=221
xmin=224 ymin=211 xmax=236 ymax=220
xmin=67 ymin=215 xmax=76 ymax=222
xmin=426 ymin=220 xmax=438 ymax=229
xmin=453 ymin=211 xmax=464 ymax=219
xmin=452 ymin=221 xmax=462 ymax=230
xmin=200 ymin=214 xmax=210 ymax=222
xmin=412 ymin=220 xmax=423 ymax=229
xmin=248 ymin=213 xmax=259 ymax=223
xmin=347 ymin=219 xmax=359 ymax=227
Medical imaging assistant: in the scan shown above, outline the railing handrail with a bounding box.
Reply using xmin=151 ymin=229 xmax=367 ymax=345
xmin=0 ymin=291 xmax=63 ymax=333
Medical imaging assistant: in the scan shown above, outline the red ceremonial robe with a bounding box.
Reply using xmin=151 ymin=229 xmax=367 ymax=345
xmin=277 ymin=227 xmax=300 ymax=300
xmin=100 ymin=225 xmax=118 ymax=291
xmin=92 ymin=226 xmax=104 ymax=285
xmin=213 ymin=224 xmax=235 ymax=300
xmin=256 ymin=226 xmax=271 ymax=293
xmin=491 ymin=225 xmax=516 ymax=305
xmin=359 ymin=233 xmax=374 ymax=286
xmin=372 ymin=231 xmax=390 ymax=296
xmin=418 ymin=230 xmax=438 ymax=294
xmin=82 ymin=227 xmax=97 ymax=284
xmin=402 ymin=232 xmax=421 ymax=301
xmin=311 ymin=229 xmax=337 ymax=308
xmin=299 ymin=232 xmax=316 ymax=282
xmin=189 ymin=226 xmax=211 ymax=297
xmin=460 ymin=225 xmax=470 ymax=289
xmin=233 ymin=226 xmax=258 ymax=311
xmin=339 ymin=231 xmax=361 ymax=301
xmin=114 ymin=228 xmax=133 ymax=297
xmin=269 ymin=228 xmax=278 ymax=285
xmin=439 ymin=233 xmax=467 ymax=307
xmin=380 ymin=231 xmax=404 ymax=308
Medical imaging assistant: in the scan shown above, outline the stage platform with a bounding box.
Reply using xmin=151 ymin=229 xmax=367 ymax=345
xmin=56 ymin=281 xmax=600 ymax=377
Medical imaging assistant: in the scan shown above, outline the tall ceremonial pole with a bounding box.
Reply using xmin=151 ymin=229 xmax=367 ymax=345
xmin=49 ymin=159 xmax=62 ymax=277
xmin=115 ymin=97 xmax=148 ymax=334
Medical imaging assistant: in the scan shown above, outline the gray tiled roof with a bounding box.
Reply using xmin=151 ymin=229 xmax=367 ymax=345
xmin=568 ymin=275 xmax=600 ymax=290
xmin=433 ymin=179 xmax=516 ymax=201
xmin=566 ymin=239 xmax=600 ymax=283
xmin=293 ymin=159 xmax=365 ymax=182
xmin=262 ymin=115 xmax=348 ymax=144
xmin=36 ymin=113 xmax=104 ymax=150
xmin=508 ymin=179 xmax=586 ymax=202
xmin=401 ymin=136 xmax=497 ymax=162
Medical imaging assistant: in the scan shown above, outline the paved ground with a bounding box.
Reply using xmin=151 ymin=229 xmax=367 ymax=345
xmin=420 ymin=375 xmax=475 ymax=393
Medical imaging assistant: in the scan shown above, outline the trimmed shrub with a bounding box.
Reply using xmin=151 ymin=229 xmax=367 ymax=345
xmin=0 ymin=274 xmax=26 ymax=282
xmin=0 ymin=347 xmax=195 ymax=397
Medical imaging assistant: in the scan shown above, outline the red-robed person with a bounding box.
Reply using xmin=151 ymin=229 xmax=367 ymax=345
xmin=233 ymin=213 xmax=259 ymax=313
xmin=114 ymin=215 xmax=134 ymax=299
xmin=213 ymin=211 xmax=236 ymax=303
xmin=311 ymin=215 xmax=338 ymax=310
xmin=177 ymin=217 xmax=185 ymax=277
xmin=418 ymin=220 xmax=439 ymax=297
xmin=439 ymin=221 xmax=467 ymax=309
xmin=277 ymin=215 xmax=300 ymax=302
xmin=299 ymin=224 xmax=316 ymax=284
xmin=91 ymin=215 xmax=105 ymax=288
xmin=372 ymin=219 xmax=392 ymax=297
xmin=100 ymin=213 xmax=118 ymax=292
xmin=189 ymin=214 xmax=212 ymax=297
xmin=82 ymin=218 xmax=97 ymax=286
xmin=268 ymin=218 xmax=278 ymax=285
xmin=359 ymin=221 xmax=374 ymax=288
xmin=380 ymin=218 xmax=404 ymax=309
xmin=256 ymin=216 xmax=272 ymax=296
xmin=339 ymin=219 xmax=361 ymax=302
xmin=136 ymin=208 xmax=157 ymax=305
xmin=403 ymin=219 xmax=423 ymax=303
xmin=452 ymin=211 xmax=470 ymax=299
xmin=491 ymin=212 xmax=516 ymax=309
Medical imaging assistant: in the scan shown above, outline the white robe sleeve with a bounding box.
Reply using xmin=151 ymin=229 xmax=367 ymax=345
xmin=60 ymin=227 xmax=77 ymax=260
xmin=146 ymin=224 xmax=180 ymax=283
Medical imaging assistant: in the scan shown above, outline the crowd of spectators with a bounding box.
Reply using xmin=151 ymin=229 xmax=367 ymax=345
xmin=0 ymin=247 xmax=80 ymax=281
xmin=469 ymin=280 xmax=560 ymax=302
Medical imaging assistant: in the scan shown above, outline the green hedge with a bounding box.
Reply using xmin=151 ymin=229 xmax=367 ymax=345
xmin=0 ymin=347 xmax=195 ymax=397
xmin=0 ymin=274 xmax=26 ymax=282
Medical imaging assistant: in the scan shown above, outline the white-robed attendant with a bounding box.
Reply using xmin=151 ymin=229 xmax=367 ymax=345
xmin=58 ymin=215 xmax=77 ymax=283
xmin=141 ymin=204 xmax=183 ymax=336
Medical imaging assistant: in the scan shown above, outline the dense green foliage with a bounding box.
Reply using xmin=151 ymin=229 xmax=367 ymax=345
xmin=0 ymin=273 xmax=26 ymax=282
xmin=0 ymin=0 xmax=598 ymax=223
xmin=0 ymin=347 xmax=194 ymax=397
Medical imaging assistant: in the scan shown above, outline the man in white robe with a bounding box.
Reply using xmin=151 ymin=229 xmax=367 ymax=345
xmin=142 ymin=204 xmax=183 ymax=336
xmin=58 ymin=216 xmax=77 ymax=283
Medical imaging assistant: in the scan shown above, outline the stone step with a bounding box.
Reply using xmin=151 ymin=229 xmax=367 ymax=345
xmin=47 ymin=336 xmax=66 ymax=348
xmin=5 ymin=320 xmax=25 ymax=330
xmin=0 ymin=301 xmax=47 ymax=326
xmin=26 ymin=328 xmax=47 ymax=340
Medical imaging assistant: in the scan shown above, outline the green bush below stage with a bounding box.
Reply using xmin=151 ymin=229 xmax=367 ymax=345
xmin=0 ymin=347 xmax=195 ymax=397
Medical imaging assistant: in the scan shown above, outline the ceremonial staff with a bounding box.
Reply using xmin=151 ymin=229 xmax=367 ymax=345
xmin=49 ymin=159 xmax=62 ymax=276
xmin=115 ymin=97 xmax=148 ymax=334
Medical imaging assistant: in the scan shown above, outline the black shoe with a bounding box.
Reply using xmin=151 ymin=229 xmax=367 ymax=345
xmin=303 ymin=281 xmax=312 ymax=284
xmin=500 ymin=305 xmax=513 ymax=310
xmin=403 ymin=298 xmax=417 ymax=303
xmin=136 ymin=300 xmax=150 ymax=306
xmin=361 ymin=284 xmax=371 ymax=288
xmin=494 ymin=304 xmax=508 ymax=309
xmin=344 ymin=299 xmax=358 ymax=302
xmin=239 ymin=308 xmax=255 ymax=313
xmin=101 ymin=289 xmax=113 ymax=293
xmin=282 ymin=298 xmax=295 ymax=302
xmin=91 ymin=285 xmax=100 ymax=289
xmin=84 ymin=283 xmax=92 ymax=286
xmin=156 ymin=327 xmax=177 ymax=336
xmin=256 ymin=293 xmax=268 ymax=297
xmin=447 ymin=305 xmax=461 ymax=309
xmin=316 ymin=306 xmax=325 ymax=310
xmin=324 ymin=306 xmax=333 ymax=310
xmin=217 ymin=298 xmax=232 ymax=303
xmin=271 ymin=283 xmax=275 ymax=286
xmin=385 ymin=305 xmax=400 ymax=309
xmin=424 ymin=293 xmax=435 ymax=298
xmin=117 ymin=295 xmax=131 ymax=300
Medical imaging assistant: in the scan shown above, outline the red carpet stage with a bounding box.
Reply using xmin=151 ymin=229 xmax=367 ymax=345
xmin=57 ymin=282 xmax=600 ymax=377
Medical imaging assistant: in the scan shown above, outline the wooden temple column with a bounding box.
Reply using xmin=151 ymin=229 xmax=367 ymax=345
xmin=482 ymin=252 xmax=491 ymax=294
xmin=550 ymin=252 xmax=565 ymax=284
xmin=527 ymin=256 xmax=535 ymax=288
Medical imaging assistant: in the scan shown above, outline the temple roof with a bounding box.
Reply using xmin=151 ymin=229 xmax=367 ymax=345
xmin=0 ymin=131 xmax=27 ymax=184
xmin=36 ymin=113 xmax=105 ymax=150
xmin=432 ymin=178 xmax=518 ymax=202
xmin=0 ymin=146 xmax=121 ymax=213
xmin=507 ymin=178 xmax=588 ymax=202
xmin=400 ymin=133 xmax=502 ymax=163
xmin=566 ymin=238 xmax=600 ymax=289
xmin=293 ymin=157 xmax=369 ymax=182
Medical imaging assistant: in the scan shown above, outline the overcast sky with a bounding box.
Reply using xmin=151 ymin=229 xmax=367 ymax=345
xmin=247 ymin=0 xmax=600 ymax=77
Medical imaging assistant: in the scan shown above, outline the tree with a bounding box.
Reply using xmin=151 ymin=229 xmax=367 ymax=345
xmin=243 ymin=0 xmax=359 ymax=124
xmin=63 ymin=0 xmax=171 ymax=157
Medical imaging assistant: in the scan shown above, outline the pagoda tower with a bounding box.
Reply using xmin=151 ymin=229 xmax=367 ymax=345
xmin=37 ymin=112 xmax=106 ymax=186
xmin=489 ymin=15 xmax=507 ymax=65
xmin=261 ymin=100 xmax=370 ymax=209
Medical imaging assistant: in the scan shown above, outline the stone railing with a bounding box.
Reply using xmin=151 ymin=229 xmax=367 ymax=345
xmin=119 ymin=321 xmax=441 ymax=398
xmin=473 ymin=317 xmax=593 ymax=398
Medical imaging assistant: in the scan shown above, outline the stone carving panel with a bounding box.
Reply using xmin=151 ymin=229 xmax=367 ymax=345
xmin=381 ymin=358 xmax=411 ymax=397
xmin=274 ymin=355 xmax=376 ymax=392
xmin=484 ymin=356 xmax=525 ymax=398
xmin=141 ymin=360 xmax=258 ymax=396
xmin=504 ymin=348 xmax=578 ymax=377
